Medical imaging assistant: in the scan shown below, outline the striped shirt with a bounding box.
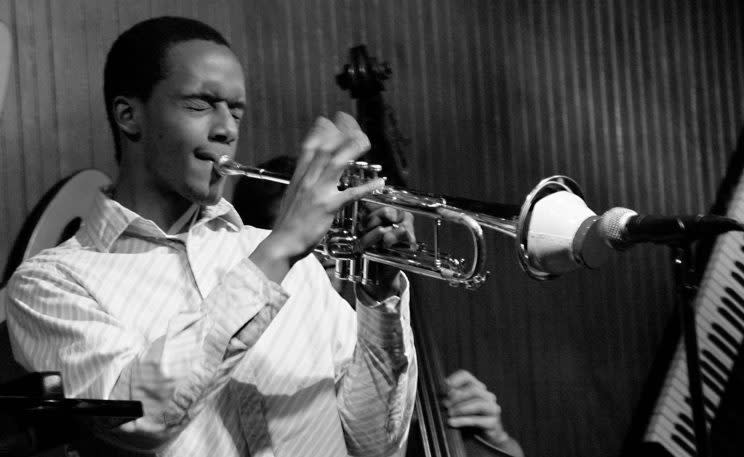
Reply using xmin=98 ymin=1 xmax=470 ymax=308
xmin=6 ymin=192 xmax=417 ymax=457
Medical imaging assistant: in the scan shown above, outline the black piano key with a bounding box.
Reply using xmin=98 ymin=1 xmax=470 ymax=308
xmin=674 ymin=423 xmax=697 ymax=449
xmin=711 ymin=323 xmax=739 ymax=352
xmin=700 ymin=363 xmax=723 ymax=397
xmin=732 ymin=270 xmax=744 ymax=290
xmin=678 ymin=412 xmax=693 ymax=429
xmin=700 ymin=360 xmax=727 ymax=394
xmin=724 ymin=287 xmax=744 ymax=307
xmin=684 ymin=395 xmax=716 ymax=422
xmin=708 ymin=332 xmax=737 ymax=360
xmin=718 ymin=306 xmax=744 ymax=335
xmin=673 ymin=413 xmax=698 ymax=456
xmin=721 ymin=296 xmax=744 ymax=325
xmin=701 ymin=349 xmax=732 ymax=379
xmin=734 ymin=260 xmax=744 ymax=275
xmin=671 ymin=434 xmax=697 ymax=457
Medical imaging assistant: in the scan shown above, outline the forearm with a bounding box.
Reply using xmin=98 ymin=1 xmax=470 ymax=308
xmin=8 ymin=258 xmax=287 ymax=452
xmin=104 ymin=258 xmax=287 ymax=450
xmin=337 ymin=277 xmax=418 ymax=457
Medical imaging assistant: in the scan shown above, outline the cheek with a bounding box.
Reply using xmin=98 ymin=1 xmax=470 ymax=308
xmin=158 ymin=118 xmax=197 ymax=146
xmin=150 ymin=121 xmax=202 ymax=164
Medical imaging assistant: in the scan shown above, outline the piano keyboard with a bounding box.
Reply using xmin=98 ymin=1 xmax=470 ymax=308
xmin=644 ymin=193 xmax=744 ymax=456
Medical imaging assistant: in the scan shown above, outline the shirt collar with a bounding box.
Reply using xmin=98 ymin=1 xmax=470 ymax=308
xmin=199 ymin=198 xmax=244 ymax=232
xmin=82 ymin=191 xmax=244 ymax=252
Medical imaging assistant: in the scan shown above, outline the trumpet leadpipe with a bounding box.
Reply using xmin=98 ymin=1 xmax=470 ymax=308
xmin=215 ymin=155 xmax=291 ymax=184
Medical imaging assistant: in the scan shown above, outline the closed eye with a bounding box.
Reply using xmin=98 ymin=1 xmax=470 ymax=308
xmin=184 ymin=99 xmax=211 ymax=111
xmin=230 ymin=108 xmax=244 ymax=122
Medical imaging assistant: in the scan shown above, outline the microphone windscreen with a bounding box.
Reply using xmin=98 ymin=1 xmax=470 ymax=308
xmin=598 ymin=207 xmax=637 ymax=249
xmin=526 ymin=191 xmax=596 ymax=274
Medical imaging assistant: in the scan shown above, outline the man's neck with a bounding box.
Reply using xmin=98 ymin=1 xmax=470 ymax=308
xmin=112 ymin=174 xmax=194 ymax=232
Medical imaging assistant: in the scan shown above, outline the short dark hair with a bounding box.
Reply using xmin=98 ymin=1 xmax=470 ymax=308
xmin=233 ymin=156 xmax=298 ymax=229
xmin=103 ymin=16 xmax=231 ymax=163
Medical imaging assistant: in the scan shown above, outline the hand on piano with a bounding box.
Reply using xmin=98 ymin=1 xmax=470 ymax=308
xmin=443 ymin=369 xmax=525 ymax=457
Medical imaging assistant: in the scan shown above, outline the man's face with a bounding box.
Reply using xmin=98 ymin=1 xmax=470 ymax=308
xmin=139 ymin=39 xmax=245 ymax=206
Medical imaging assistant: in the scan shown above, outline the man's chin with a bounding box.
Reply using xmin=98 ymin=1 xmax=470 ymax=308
xmin=196 ymin=191 xmax=222 ymax=206
xmin=185 ymin=185 xmax=223 ymax=207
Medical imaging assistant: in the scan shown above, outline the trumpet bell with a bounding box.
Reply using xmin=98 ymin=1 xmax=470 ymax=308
xmin=516 ymin=176 xmax=594 ymax=280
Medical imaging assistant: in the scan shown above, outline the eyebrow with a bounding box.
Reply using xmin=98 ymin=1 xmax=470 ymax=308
xmin=183 ymin=92 xmax=246 ymax=110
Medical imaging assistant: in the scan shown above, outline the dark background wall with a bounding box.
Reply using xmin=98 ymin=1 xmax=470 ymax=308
xmin=1 ymin=1 xmax=743 ymax=456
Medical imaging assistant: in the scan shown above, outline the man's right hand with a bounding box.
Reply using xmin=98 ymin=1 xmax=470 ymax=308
xmin=249 ymin=112 xmax=384 ymax=284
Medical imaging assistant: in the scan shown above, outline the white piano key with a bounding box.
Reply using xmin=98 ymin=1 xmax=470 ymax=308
xmin=717 ymin=298 xmax=744 ymax=332
xmin=656 ymin=379 xmax=696 ymax=423
xmin=696 ymin=307 xmax=739 ymax=364
xmin=710 ymin=274 xmax=744 ymax=317
xmin=660 ymin=379 xmax=715 ymax=424
xmin=666 ymin=355 xmax=722 ymax=408
xmin=656 ymin=390 xmax=688 ymax=425
xmin=716 ymin=238 xmax=744 ymax=278
xmin=718 ymin=232 xmax=744 ymax=257
xmin=710 ymin=268 xmax=744 ymax=309
xmin=654 ymin=408 xmax=698 ymax=455
xmin=649 ymin=408 xmax=677 ymax=438
xmin=700 ymin=297 xmax=744 ymax=344
xmin=646 ymin=423 xmax=692 ymax=457
xmin=701 ymin=325 xmax=738 ymax=365
xmin=698 ymin=296 xmax=743 ymax=343
xmin=698 ymin=321 xmax=739 ymax=365
xmin=715 ymin=237 xmax=744 ymax=271
xmin=647 ymin=425 xmax=690 ymax=457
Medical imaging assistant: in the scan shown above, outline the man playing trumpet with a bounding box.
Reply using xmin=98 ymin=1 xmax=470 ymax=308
xmin=6 ymin=16 xmax=416 ymax=457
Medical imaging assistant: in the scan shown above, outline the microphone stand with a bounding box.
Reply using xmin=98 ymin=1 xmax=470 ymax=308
xmin=672 ymin=242 xmax=710 ymax=457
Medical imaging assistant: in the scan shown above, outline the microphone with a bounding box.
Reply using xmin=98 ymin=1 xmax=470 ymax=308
xmin=597 ymin=207 xmax=744 ymax=249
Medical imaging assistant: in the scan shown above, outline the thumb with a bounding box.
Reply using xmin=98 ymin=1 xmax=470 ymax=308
xmin=332 ymin=178 xmax=385 ymax=207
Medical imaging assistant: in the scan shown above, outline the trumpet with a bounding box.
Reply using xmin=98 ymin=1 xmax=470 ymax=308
xmin=216 ymin=155 xmax=590 ymax=288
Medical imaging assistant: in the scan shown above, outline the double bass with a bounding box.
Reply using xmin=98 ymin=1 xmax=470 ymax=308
xmin=337 ymin=45 xmax=515 ymax=457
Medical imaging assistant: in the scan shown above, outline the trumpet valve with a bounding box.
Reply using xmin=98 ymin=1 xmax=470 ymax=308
xmin=353 ymin=161 xmax=368 ymax=186
xmin=368 ymin=164 xmax=382 ymax=180
xmin=340 ymin=162 xmax=355 ymax=189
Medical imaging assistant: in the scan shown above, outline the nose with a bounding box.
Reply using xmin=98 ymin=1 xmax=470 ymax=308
xmin=209 ymin=104 xmax=238 ymax=145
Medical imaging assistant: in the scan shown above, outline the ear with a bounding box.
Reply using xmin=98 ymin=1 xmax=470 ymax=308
xmin=112 ymin=95 xmax=141 ymax=140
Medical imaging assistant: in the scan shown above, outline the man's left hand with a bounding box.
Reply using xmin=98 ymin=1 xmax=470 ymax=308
xmin=357 ymin=205 xmax=415 ymax=300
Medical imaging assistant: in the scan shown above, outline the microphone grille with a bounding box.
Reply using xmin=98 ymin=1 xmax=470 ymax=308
xmin=597 ymin=207 xmax=637 ymax=249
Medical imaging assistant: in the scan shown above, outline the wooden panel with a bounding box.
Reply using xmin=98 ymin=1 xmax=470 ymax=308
xmin=1 ymin=1 xmax=743 ymax=456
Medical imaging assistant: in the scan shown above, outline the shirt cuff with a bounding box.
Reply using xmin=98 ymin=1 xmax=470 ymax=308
xmin=355 ymin=273 xmax=410 ymax=366
xmin=356 ymin=272 xmax=408 ymax=313
xmin=202 ymin=257 xmax=288 ymax=359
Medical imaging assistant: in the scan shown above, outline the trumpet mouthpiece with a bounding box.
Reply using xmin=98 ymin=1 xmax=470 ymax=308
xmin=215 ymin=155 xmax=234 ymax=175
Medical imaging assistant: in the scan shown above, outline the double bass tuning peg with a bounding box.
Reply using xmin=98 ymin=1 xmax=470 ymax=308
xmin=336 ymin=45 xmax=391 ymax=99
